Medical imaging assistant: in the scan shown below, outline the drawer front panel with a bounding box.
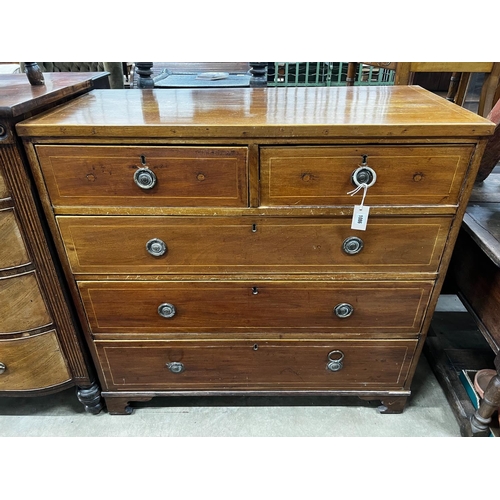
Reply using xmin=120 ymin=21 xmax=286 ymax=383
xmin=260 ymin=145 xmax=474 ymax=206
xmin=0 ymin=208 xmax=31 ymax=270
xmin=0 ymin=169 xmax=8 ymax=200
xmin=35 ymin=145 xmax=248 ymax=207
xmin=0 ymin=272 xmax=52 ymax=334
xmin=0 ymin=331 xmax=71 ymax=391
xmin=79 ymin=280 xmax=432 ymax=334
xmin=59 ymin=216 xmax=451 ymax=275
xmin=95 ymin=339 xmax=417 ymax=391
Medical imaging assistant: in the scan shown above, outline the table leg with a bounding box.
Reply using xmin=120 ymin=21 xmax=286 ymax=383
xmin=462 ymin=354 xmax=500 ymax=436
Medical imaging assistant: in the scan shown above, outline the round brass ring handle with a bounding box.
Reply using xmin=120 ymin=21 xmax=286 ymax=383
xmin=334 ymin=303 xmax=354 ymax=318
xmin=326 ymin=350 xmax=344 ymax=372
xmin=352 ymin=166 xmax=377 ymax=188
xmin=146 ymin=238 xmax=167 ymax=257
xmin=158 ymin=303 xmax=176 ymax=318
xmin=0 ymin=362 xmax=6 ymax=375
xmin=342 ymin=236 xmax=364 ymax=255
xmin=134 ymin=167 xmax=157 ymax=189
xmin=166 ymin=362 xmax=184 ymax=373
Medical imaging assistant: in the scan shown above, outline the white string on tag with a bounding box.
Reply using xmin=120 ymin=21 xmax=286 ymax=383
xmin=348 ymin=183 xmax=370 ymax=231
xmin=347 ymin=183 xmax=369 ymax=207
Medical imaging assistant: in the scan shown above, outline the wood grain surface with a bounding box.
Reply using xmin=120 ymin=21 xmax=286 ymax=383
xmin=0 ymin=331 xmax=71 ymax=390
xmin=57 ymin=215 xmax=451 ymax=275
xmin=0 ymin=272 xmax=52 ymax=334
xmin=17 ymin=86 xmax=495 ymax=139
xmin=0 ymin=208 xmax=30 ymax=269
xmin=95 ymin=339 xmax=417 ymax=391
xmin=78 ymin=280 xmax=432 ymax=335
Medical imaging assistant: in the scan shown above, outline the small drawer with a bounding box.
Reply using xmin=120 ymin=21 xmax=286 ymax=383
xmin=0 ymin=330 xmax=71 ymax=391
xmin=0 ymin=272 xmax=52 ymax=334
xmin=35 ymin=145 xmax=248 ymax=207
xmin=79 ymin=280 xmax=433 ymax=335
xmin=95 ymin=339 xmax=417 ymax=391
xmin=0 ymin=208 xmax=31 ymax=270
xmin=0 ymin=169 xmax=9 ymax=200
xmin=58 ymin=215 xmax=451 ymax=275
xmin=260 ymin=145 xmax=474 ymax=206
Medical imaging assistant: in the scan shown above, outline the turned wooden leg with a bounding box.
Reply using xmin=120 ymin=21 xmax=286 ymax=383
xmin=135 ymin=62 xmax=154 ymax=89
xmin=77 ymin=382 xmax=103 ymax=415
xmin=346 ymin=62 xmax=358 ymax=86
xmin=24 ymin=62 xmax=45 ymax=86
xmin=249 ymin=63 xmax=268 ymax=87
xmin=462 ymin=356 xmax=500 ymax=437
xmin=446 ymin=72 xmax=462 ymax=102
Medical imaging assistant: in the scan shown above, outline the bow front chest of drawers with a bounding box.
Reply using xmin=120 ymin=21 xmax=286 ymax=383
xmin=0 ymin=73 xmax=110 ymax=413
xmin=17 ymin=86 xmax=494 ymax=415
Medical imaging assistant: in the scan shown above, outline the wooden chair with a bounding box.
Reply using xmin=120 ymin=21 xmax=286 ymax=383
xmin=347 ymin=62 xmax=500 ymax=117
xmin=476 ymin=93 xmax=500 ymax=182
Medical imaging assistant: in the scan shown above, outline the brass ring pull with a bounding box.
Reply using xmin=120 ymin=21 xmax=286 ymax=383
xmin=166 ymin=362 xmax=184 ymax=374
xmin=352 ymin=166 xmax=377 ymax=188
xmin=134 ymin=167 xmax=157 ymax=189
xmin=158 ymin=303 xmax=176 ymax=318
xmin=0 ymin=362 xmax=5 ymax=375
xmin=334 ymin=303 xmax=354 ymax=318
xmin=146 ymin=238 xmax=167 ymax=257
xmin=326 ymin=350 xmax=344 ymax=372
xmin=342 ymin=236 xmax=364 ymax=255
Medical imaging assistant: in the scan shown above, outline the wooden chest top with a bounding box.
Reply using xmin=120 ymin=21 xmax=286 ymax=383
xmin=16 ymin=86 xmax=495 ymax=139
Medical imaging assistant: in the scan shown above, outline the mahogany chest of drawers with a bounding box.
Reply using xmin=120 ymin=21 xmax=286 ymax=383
xmin=17 ymin=85 xmax=494 ymax=414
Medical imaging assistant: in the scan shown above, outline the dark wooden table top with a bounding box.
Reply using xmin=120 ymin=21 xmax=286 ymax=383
xmin=0 ymin=72 xmax=109 ymax=118
xmin=16 ymin=85 xmax=495 ymax=139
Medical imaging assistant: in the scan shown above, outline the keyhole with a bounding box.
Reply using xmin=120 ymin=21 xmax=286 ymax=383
xmin=252 ymin=287 xmax=259 ymax=295
xmin=253 ymin=344 xmax=259 ymax=351
xmin=140 ymin=155 xmax=147 ymax=166
xmin=252 ymin=224 xmax=257 ymax=233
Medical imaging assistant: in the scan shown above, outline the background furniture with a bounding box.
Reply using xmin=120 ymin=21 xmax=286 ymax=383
xmin=431 ymin=172 xmax=500 ymax=437
xmin=0 ymin=73 xmax=106 ymax=413
xmin=18 ymin=85 xmax=493 ymax=415
xmin=347 ymin=62 xmax=500 ymax=117
xmin=134 ymin=62 xmax=264 ymax=88
xmin=424 ymin=98 xmax=500 ymax=436
xmin=21 ymin=62 xmax=125 ymax=89
xmin=132 ymin=62 xmax=500 ymax=116
xmin=135 ymin=62 xmax=252 ymax=88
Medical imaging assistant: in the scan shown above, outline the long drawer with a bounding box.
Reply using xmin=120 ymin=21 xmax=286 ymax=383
xmin=78 ymin=280 xmax=433 ymax=335
xmin=0 ymin=331 xmax=71 ymax=391
xmin=260 ymin=145 xmax=474 ymax=206
xmin=35 ymin=145 xmax=248 ymax=207
xmin=95 ymin=339 xmax=417 ymax=391
xmin=58 ymin=216 xmax=451 ymax=275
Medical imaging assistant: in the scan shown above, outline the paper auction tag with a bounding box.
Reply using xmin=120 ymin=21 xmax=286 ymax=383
xmin=351 ymin=204 xmax=370 ymax=231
